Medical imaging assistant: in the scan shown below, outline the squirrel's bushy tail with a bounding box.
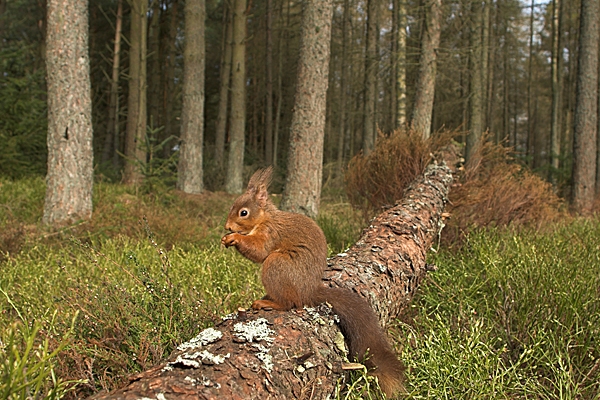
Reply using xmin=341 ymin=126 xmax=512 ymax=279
xmin=317 ymin=287 xmax=405 ymax=397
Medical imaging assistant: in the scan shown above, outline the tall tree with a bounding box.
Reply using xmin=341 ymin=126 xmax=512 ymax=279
xmin=265 ymin=0 xmax=274 ymax=166
xmin=44 ymin=0 xmax=93 ymax=225
xmin=466 ymin=0 xmax=484 ymax=162
xmin=396 ymin=0 xmax=408 ymax=129
xmin=225 ymin=0 xmax=247 ymax=194
xmin=411 ymin=0 xmax=442 ymax=138
xmin=101 ymin=0 xmax=123 ymax=169
xmin=177 ymin=0 xmax=205 ymax=194
xmin=162 ymin=0 xmax=178 ymax=158
xmin=273 ymin=0 xmax=290 ymax=169
xmin=215 ymin=3 xmax=233 ymax=168
xmin=337 ymin=0 xmax=350 ymax=172
xmin=572 ymin=0 xmax=598 ymax=214
xmin=549 ymin=0 xmax=562 ymax=183
xmin=148 ymin=0 xmax=162 ymax=131
xmin=526 ymin=0 xmax=535 ymax=165
xmin=280 ymin=0 xmax=333 ymax=218
xmin=124 ymin=0 xmax=148 ymax=184
xmin=362 ymin=0 xmax=378 ymax=154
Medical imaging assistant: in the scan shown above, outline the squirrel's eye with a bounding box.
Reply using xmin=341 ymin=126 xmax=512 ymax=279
xmin=240 ymin=209 xmax=249 ymax=217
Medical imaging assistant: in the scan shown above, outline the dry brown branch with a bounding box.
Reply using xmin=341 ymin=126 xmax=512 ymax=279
xmin=90 ymin=162 xmax=453 ymax=400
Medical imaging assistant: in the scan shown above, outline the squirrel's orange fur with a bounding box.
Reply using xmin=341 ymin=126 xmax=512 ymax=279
xmin=221 ymin=167 xmax=405 ymax=397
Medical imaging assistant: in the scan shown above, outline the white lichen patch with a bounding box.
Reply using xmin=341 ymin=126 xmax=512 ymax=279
xmin=177 ymin=327 xmax=223 ymax=351
xmin=171 ymin=350 xmax=231 ymax=368
xmin=233 ymin=318 xmax=274 ymax=343
xmin=334 ymin=332 xmax=348 ymax=355
xmin=304 ymin=306 xmax=333 ymax=326
xmin=221 ymin=312 xmax=238 ymax=321
xmin=256 ymin=351 xmax=274 ymax=373
xmin=251 ymin=342 xmax=274 ymax=373
xmin=184 ymin=376 xmax=197 ymax=385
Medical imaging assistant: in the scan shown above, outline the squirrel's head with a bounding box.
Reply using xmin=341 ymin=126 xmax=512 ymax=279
xmin=225 ymin=167 xmax=274 ymax=234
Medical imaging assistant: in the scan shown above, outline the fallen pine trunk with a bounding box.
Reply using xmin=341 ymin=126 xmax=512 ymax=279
xmin=90 ymin=163 xmax=453 ymax=400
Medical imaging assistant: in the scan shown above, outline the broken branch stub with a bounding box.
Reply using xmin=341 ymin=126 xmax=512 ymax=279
xmin=89 ymin=163 xmax=452 ymax=399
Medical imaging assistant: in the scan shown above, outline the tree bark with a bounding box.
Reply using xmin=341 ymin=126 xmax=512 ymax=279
xmin=90 ymin=162 xmax=453 ymax=400
xmin=396 ymin=0 xmax=408 ymax=129
xmin=362 ymin=0 xmax=378 ymax=154
xmin=177 ymin=0 xmax=205 ymax=194
xmin=337 ymin=0 xmax=350 ymax=173
xmin=43 ymin=0 xmax=93 ymax=226
xmin=526 ymin=0 xmax=535 ymax=166
xmin=215 ymin=4 xmax=233 ymax=169
xmin=162 ymin=0 xmax=179 ymax=159
xmin=148 ymin=0 xmax=162 ymax=132
xmin=265 ymin=0 xmax=274 ymax=166
xmin=550 ymin=0 xmax=562 ymax=183
xmin=101 ymin=0 xmax=123 ymax=169
xmin=572 ymin=0 xmax=598 ymax=215
xmin=481 ymin=0 xmax=490 ymax=131
xmin=225 ymin=0 xmax=247 ymax=194
xmin=124 ymin=0 xmax=148 ymax=185
xmin=411 ymin=0 xmax=442 ymax=139
xmin=466 ymin=0 xmax=484 ymax=162
xmin=280 ymin=0 xmax=333 ymax=218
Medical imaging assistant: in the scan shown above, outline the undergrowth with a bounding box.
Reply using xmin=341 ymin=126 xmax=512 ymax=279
xmin=0 ymin=177 xmax=363 ymax=397
xmin=401 ymin=220 xmax=600 ymax=399
xmin=345 ymin=130 xmax=564 ymax=246
xmin=1 ymin=167 xmax=599 ymax=398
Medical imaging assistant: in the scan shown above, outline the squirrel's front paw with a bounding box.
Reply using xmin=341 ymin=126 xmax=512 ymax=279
xmin=221 ymin=233 xmax=240 ymax=248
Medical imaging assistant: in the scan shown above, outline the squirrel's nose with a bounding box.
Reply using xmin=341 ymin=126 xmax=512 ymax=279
xmin=225 ymin=222 xmax=232 ymax=231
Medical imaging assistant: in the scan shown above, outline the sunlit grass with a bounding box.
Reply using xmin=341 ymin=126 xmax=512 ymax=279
xmin=402 ymin=220 xmax=600 ymax=399
xmin=1 ymin=179 xmax=600 ymax=398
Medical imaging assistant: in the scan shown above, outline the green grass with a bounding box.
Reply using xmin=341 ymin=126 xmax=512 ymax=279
xmin=1 ymin=178 xmax=600 ymax=399
xmin=401 ymin=221 xmax=600 ymax=399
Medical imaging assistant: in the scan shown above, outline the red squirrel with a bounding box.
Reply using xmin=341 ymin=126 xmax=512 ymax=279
xmin=221 ymin=167 xmax=405 ymax=397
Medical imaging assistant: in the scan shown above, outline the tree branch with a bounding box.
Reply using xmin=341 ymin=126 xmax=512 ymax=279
xmin=90 ymin=163 xmax=453 ymax=399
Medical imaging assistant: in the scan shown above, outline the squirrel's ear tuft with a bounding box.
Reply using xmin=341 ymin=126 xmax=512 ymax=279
xmin=246 ymin=166 xmax=273 ymax=195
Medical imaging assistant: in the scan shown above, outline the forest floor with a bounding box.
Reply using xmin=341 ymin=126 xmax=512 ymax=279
xmin=0 ymin=177 xmax=599 ymax=399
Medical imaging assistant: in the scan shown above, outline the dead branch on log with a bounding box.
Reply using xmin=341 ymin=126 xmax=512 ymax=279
xmin=90 ymin=163 xmax=452 ymax=400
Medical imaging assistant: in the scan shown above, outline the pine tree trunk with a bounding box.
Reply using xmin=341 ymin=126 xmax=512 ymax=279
xmin=101 ymin=0 xmax=123 ymax=169
xmin=337 ymin=0 xmax=350 ymax=174
xmin=225 ymin=0 xmax=247 ymax=194
xmin=550 ymin=0 xmax=562 ymax=183
xmin=44 ymin=0 xmax=93 ymax=226
xmin=502 ymin=16 xmax=511 ymax=146
xmin=163 ymin=0 xmax=179 ymax=158
xmin=481 ymin=0 xmax=490 ymax=130
xmin=124 ymin=0 xmax=148 ymax=185
xmin=265 ymin=0 xmax=274 ymax=166
xmin=362 ymin=0 xmax=377 ymax=154
xmin=572 ymin=0 xmax=598 ymax=214
xmin=526 ymin=0 xmax=535 ymax=166
xmin=273 ymin=0 xmax=289 ymax=169
xmin=177 ymin=0 xmax=205 ymax=194
xmin=411 ymin=0 xmax=441 ymax=139
xmin=280 ymin=0 xmax=334 ymax=218
xmin=215 ymin=5 xmax=233 ymax=169
xmin=89 ymin=162 xmax=453 ymax=400
xmin=396 ymin=0 xmax=407 ymax=129
xmin=466 ymin=0 xmax=484 ymax=162
xmin=148 ymin=0 xmax=162 ymax=132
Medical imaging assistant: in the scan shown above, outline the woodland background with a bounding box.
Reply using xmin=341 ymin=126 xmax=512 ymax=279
xmin=1 ymin=0 xmax=599 ymax=212
xmin=1 ymin=0 xmax=600 ymax=398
